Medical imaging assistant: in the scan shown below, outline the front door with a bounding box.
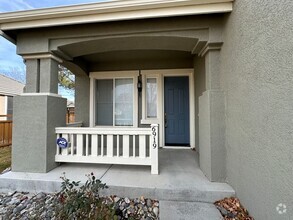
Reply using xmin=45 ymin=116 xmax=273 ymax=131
xmin=164 ymin=76 xmax=190 ymax=146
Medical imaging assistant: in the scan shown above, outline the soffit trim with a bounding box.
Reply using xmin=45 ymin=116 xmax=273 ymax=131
xmin=0 ymin=0 xmax=233 ymax=31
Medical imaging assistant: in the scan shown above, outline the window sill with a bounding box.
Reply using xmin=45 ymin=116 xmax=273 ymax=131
xmin=141 ymin=119 xmax=159 ymax=125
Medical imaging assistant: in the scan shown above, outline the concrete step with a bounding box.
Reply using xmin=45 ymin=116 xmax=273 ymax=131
xmin=102 ymin=184 xmax=234 ymax=204
xmin=0 ymin=163 xmax=234 ymax=203
xmin=0 ymin=149 xmax=234 ymax=203
xmin=160 ymin=201 xmax=223 ymax=220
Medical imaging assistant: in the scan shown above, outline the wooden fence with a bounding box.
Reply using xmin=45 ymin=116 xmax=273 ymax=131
xmin=0 ymin=110 xmax=75 ymax=148
xmin=0 ymin=115 xmax=12 ymax=147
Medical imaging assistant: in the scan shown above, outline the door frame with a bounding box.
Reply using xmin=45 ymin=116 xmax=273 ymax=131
xmin=141 ymin=69 xmax=195 ymax=149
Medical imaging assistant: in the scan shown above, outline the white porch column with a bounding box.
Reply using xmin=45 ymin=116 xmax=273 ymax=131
xmin=12 ymin=54 xmax=66 ymax=173
xmin=198 ymin=47 xmax=226 ymax=182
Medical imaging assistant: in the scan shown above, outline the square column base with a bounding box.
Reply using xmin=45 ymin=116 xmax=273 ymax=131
xmin=12 ymin=95 xmax=66 ymax=173
xmin=199 ymin=90 xmax=226 ymax=182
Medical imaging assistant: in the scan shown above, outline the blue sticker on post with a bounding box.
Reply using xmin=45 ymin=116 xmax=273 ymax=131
xmin=57 ymin=137 xmax=68 ymax=149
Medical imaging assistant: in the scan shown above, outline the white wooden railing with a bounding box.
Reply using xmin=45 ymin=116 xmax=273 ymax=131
xmin=55 ymin=124 xmax=159 ymax=174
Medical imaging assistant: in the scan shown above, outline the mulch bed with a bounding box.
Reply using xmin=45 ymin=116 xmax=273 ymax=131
xmin=215 ymin=197 xmax=254 ymax=220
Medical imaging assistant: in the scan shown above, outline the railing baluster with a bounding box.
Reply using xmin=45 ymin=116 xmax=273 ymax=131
xmin=56 ymin=134 xmax=60 ymax=155
xmin=62 ymin=134 xmax=68 ymax=156
xmin=107 ymin=135 xmax=113 ymax=157
xmin=92 ymin=134 xmax=98 ymax=157
xmin=117 ymin=135 xmax=120 ymax=157
xmin=101 ymin=135 xmax=104 ymax=156
xmin=85 ymin=134 xmax=89 ymax=156
xmin=67 ymin=134 xmax=71 ymax=155
xmin=76 ymin=134 xmax=83 ymax=156
xmin=139 ymin=135 xmax=146 ymax=158
xmin=133 ymin=135 xmax=136 ymax=157
xmin=123 ymin=135 xmax=129 ymax=157
xmin=70 ymin=134 xmax=74 ymax=155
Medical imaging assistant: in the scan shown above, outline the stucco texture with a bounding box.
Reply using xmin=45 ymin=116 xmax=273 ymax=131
xmin=221 ymin=0 xmax=293 ymax=219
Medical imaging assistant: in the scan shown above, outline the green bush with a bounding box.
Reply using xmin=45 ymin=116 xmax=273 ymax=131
xmin=55 ymin=172 xmax=115 ymax=220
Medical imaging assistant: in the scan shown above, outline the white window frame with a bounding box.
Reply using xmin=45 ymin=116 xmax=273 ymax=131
xmin=141 ymin=73 xmax=161 ymax=124
xmin=90 ymin=71 xmax=139 ymax=128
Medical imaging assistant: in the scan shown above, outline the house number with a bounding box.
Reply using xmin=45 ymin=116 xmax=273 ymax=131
xmin=152 ymin=127 xmax=157 ymax=149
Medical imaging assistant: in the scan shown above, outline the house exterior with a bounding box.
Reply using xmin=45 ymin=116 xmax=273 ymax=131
xmin=0 ymin=74 xmax=24 ymax=119
xmin=0 ymin=0 xmax=292 ymax=219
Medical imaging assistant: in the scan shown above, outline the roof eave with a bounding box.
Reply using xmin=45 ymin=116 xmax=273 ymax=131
xmin=0 ymin=0 xmax=234 ymax=37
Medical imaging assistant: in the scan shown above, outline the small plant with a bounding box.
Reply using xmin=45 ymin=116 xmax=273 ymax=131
xmin=55 ymin=172 xmax=115 ymax=220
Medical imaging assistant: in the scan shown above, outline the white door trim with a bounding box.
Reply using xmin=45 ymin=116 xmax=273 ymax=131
xmin=141 ymin=69 xmax=195 ymax=149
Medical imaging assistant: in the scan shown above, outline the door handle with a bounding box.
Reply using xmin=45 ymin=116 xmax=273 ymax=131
xmin=165 ymin=113 xmax=168 ymax=128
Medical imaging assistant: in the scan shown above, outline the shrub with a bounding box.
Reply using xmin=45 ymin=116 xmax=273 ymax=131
xmin=55 ymin=172 xmax=115 ymax=220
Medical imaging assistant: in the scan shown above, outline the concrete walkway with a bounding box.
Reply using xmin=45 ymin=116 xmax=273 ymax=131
xmin=160 ymin=201 xmax=223 ymax=220
xmin=0 ymin=149 xmax=233 ymax=219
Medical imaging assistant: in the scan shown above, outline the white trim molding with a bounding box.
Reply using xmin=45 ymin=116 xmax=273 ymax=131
xmin=141 ymin=69 xmax=195 ymax=149
xmin=89 ymin=71 xmax=139 ymax=128
xmin=141 ymin=73 xmax=161 ymax=125
xmin=21 ymin=93 xmax=63 ymax=98
xmin=22 ymin=53 xmax=63 ymax=63
xmin=198 ymin=42 xmax=223 ymax=57
xmin=0 ymin=0 xmax=234 ymax=31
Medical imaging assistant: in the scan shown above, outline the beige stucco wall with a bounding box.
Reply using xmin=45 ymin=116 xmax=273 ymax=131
xmin=194 ymin=57 xmax=206 ymax=151
xmin=221 ymin=1 xmax=293 ymax=219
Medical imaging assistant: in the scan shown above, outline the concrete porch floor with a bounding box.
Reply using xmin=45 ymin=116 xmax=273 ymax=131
xmin=0 ymin=149 xmax=234 ymax=203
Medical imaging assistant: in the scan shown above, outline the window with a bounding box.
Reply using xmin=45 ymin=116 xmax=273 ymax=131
xmin=115 ymin=79 xmax=133 ymax=126
xmin=95 ymin=78 xmax=134 ymax=126
xmin=96 ymin=79 xmax=113 ymax=126
xmin=141 ymin=75 xmax=159 ymax=124
xmin=146 ymin=78 xmax=157 ymax=118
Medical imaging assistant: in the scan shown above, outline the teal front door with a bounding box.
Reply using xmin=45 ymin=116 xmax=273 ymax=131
xmin=164 ymin=76 xmax=190 ymax=146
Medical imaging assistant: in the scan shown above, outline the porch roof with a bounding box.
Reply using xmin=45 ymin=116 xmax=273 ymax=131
xmin=0 ymin=0 xmax=233 ymax=40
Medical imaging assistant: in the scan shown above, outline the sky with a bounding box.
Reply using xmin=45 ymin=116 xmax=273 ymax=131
xmin=0 ymin=0 xmax=107 ymax=100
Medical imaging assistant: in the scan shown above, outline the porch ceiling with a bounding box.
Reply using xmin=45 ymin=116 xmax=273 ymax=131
xmin=56 ymin=36 xmax=202 ymax=72
xmin=82 ymin=50 xmax=192 ymax=63
xmin=82 ymin=50 xmax=194 ymax=71
xmin=58 ymin=36 xmax=200 ymax=58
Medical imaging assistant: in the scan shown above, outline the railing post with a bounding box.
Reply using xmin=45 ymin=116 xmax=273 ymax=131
xmin=151 ymin=124 xmax=159 ymax=174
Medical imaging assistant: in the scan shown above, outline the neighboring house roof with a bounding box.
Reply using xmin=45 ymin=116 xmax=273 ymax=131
xmin=67 ymin=101 xmax=75 ymax=108
xmin=0 ymin=74 xmax=24 ymax=96
xmin=0 ymin=0 xmax=233 ymax=34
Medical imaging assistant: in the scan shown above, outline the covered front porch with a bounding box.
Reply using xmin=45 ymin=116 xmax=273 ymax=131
xmin=0 ymin=149 xmax=234 ymax=202
xmin=1 ymin=0 xmax=231 ymax=185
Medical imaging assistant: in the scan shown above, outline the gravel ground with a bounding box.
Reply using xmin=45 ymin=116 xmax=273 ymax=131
xmin=0 ymin=191 xmax=159 ymax=220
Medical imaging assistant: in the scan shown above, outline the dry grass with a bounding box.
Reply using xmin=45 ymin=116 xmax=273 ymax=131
xmin=0 ymin=146 xmax=11 ymax=173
